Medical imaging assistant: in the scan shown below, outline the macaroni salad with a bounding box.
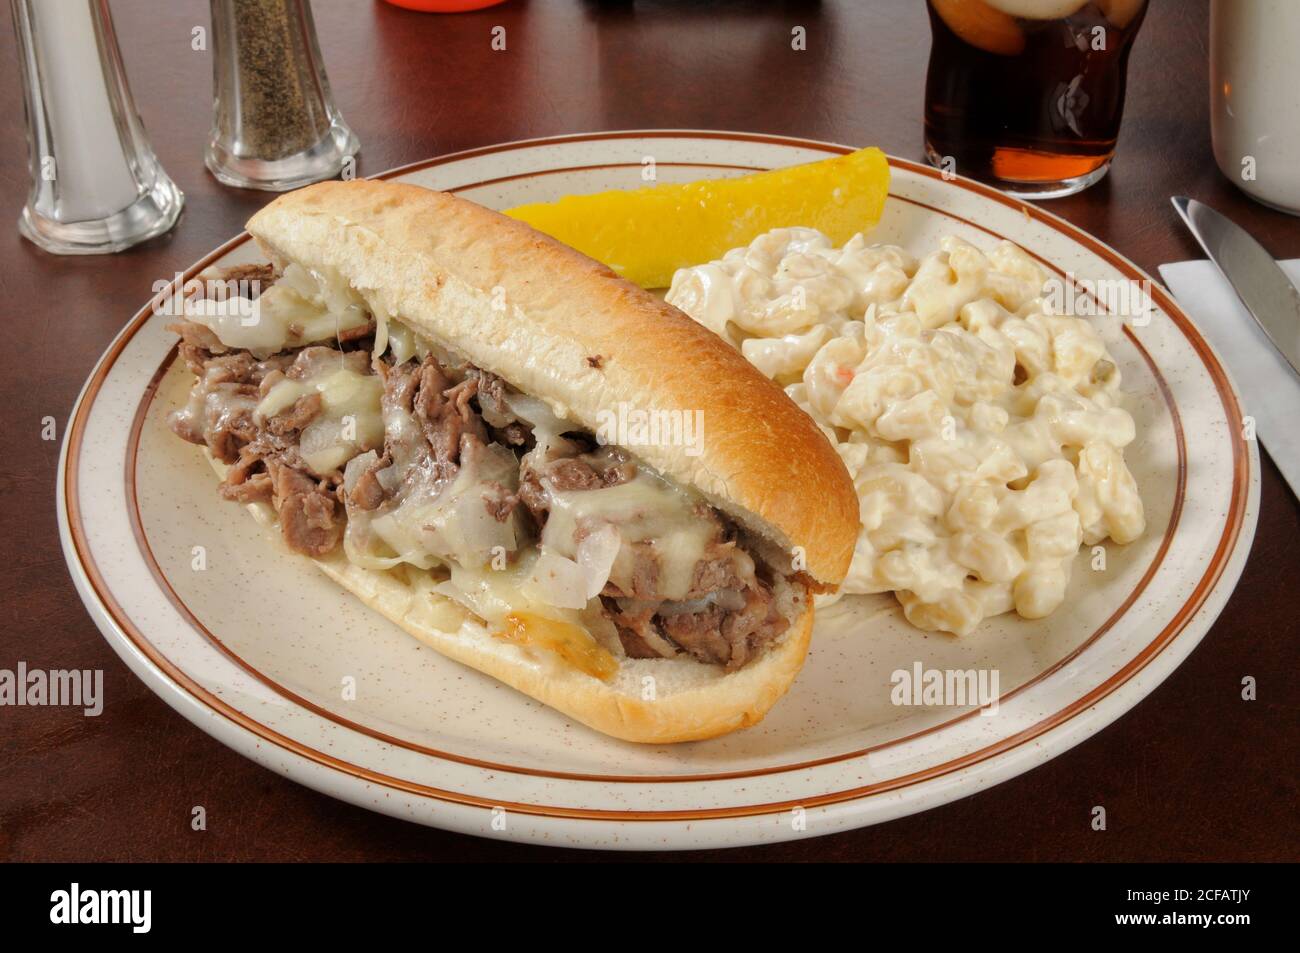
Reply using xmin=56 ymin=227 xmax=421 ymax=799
xmin=666 ymin=229 xmax=1144 ymax=635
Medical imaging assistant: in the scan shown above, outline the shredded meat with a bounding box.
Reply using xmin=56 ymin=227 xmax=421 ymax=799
xmin=597 ymin=541 xmax=659 ymax=601
xmin=659 ymin=607 xmax=732 ymax=667
xmin=516 ymin=470 xmax=548 ymax=524
xmin=168 ymin=320 xmax=227 ymax=361
xmin=606 ymin=585 xmax=789 ymax=671
xmin=168 ymin=350 xmax=293 ymax=462
xmin=522 ymin=444 xmax=786 ymax=668
xmin=169 ymin=288 xmax=790 ymax=668
xmin=268 ymin=460 xmax=343 ymax=557
xmin=546 ymin=458 xmax=603 ymax=492
xmin=605 ymin=602 xmax=664 ymax=659
xmin=189 ymin=263 xmax=275 ymax=300
xmin=218 ymin=471 xmax=273 ymax=506
xmin=287 ymin=346 xmax=369 ymax=380
xmin=471 ymin=369 xmax=511 ymax=425
xmin=346 ymin=452 xmax=391 ymax=511
xmin=410 ymin=356 xmax=490 ymax=478
xmin=380 ymin=358 xmax=419 ymax=414
xmin=267 ymin=393 xmax=323 ymax=435
xmin=338 ymin=320 xmax=377 ymax=343
xmin=517 ymin=448 xmax=637 ymax=528
xmin=167 ymin=316 xmax=371 ymax=555
xmin=666 ymin=587 xmax=788 ymax=670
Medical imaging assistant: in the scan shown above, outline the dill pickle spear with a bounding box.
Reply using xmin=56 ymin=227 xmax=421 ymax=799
xmin=504 ymin=147 xmax=890 ymax=289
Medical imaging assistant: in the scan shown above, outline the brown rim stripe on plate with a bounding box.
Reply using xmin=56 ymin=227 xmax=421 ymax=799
xmin=433 ymin=160 xmax=765 ymax=194
xmin=63 ymin=133 xmax=1250 ymax=820
xmin=121 ymin=175 xmax=1190 ymax=784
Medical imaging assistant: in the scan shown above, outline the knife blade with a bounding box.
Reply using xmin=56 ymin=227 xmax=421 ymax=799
xmin=1172 ymin=195 xmax=1300 ymax=377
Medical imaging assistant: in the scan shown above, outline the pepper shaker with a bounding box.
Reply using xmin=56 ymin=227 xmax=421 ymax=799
xmin=10 ymin=0 xmax=184 ymax=255
xmin=205 ymin=0 xmax=360 ymax=191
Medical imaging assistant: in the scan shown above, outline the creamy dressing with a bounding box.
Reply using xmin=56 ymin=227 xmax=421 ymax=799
xmin=668 ymin=228 xmax=1145 ymax=635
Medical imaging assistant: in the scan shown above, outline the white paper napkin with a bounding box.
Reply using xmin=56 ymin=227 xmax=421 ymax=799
xmin=1159 ymin=259 xmax=1300 ymax=498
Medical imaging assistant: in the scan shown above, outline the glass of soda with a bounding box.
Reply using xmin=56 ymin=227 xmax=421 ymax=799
xmin=924 ymin=0 xmax=1150 ymax=199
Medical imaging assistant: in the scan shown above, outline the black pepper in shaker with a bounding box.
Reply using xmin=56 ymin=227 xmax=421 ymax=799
xmin=205 ymin=0 xmax=359 ymax=191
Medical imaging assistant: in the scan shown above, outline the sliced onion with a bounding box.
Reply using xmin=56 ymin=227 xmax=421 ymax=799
xmin=522 ymin=551 xmax=590 ymax=610
xmin=386 ymin=320 xmax=415 ymax=365
xmin=433 ymin=579 xmax=482 ymax=616
xmin=657 ymin=588 xmax=747 ymax=616
xmin=369 ymin=509 xmax=437 ymax=570
xmin=279 ymin=263 xmax=321 ymax=299
xmin=342 ymin=450 xmax=379 ymax=494
xmin=372 ymin=302 xmax=390 ymax=362
xmin=503 ymin=393 xmax=568 ymax=433
xmin=376 ymin=463 xmax=402 ymax=495
xmin=300 ymin=416 xmax=341 ymax=456
xmin=575 ymin=524 xmax=621 ymax=599
xmin=638 ymin=624 xmax=681 ymax=659
xmin=439 ymin=564 xmax=519 ymax=623
xmin=342 ymin=519 xmax=408 ymax=571
xmin=445 ymin=494 xmax=516 ymax=562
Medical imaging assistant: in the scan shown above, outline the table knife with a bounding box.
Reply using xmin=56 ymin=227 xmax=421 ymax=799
xmin=1172 ymin=195 xmax=1300 ymax=377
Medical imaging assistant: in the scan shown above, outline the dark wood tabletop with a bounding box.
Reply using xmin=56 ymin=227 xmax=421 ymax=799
xmin=2 ymin=0 xmax=1296 ymax=863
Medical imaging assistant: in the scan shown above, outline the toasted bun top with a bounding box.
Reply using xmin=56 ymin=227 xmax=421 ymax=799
xmin=246 ymin=180 xmax=859 ymax=585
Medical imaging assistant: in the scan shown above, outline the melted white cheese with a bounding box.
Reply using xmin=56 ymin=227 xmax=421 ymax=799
xmin=541 ymin=471 xmax=717 ymax=601
xmin=187 ymin=263 xmax=371 ymax=356
xmin=256 ymin=365 xmax=384 ymax=476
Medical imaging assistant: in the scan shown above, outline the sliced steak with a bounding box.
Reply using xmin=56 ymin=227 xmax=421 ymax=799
xmin=218 ymin=470 xmax=274 ymax=506
xmin=603 ymin=600 xmax=677 ymax=660
xmin=599 ymin=540 xmax=659 ymax=601
xmin=170 ymin=339 xmax=376 ymax=558
xmin=268 ymin=460 xmax=343 ymax=557
xmin=517 ymin=446 xmax=637 ymax=529
xmin=171 ymin=325 xmax=791 ymax=670
xmin=471 ymin=369 xmax=512 ymax=426
xmin=346 ymin=452 xmax=392 ymax=511
xmin=546 ymin=457 xmax=603 ymax=492
xmin=654 ymin=585 xmax=789 ymax=671
xmin=338 ymin=320 xmax=377 ymax=343
xmin=286 ymin=345 xmax=369 ymax=381
xmin=659 ymin=607 xmax=733 ymax=667
xmin=411 ymin=356 xmax=491 ymax=477
xmin=190 ymin=263 xmax=276 ymax=300
xmin=267 ymin=392 xmax=323 ymax=435
xmin=601 ymin=578 xmax=789 ymax=671
xmin=167 ymin=320 xmax=227 ymax=361
xmin=380 ymin=358 xmax=421 ymax=415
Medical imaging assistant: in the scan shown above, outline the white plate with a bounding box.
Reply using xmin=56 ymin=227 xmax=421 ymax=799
xmin=59 ymin=131 xmax=1258 ymax=850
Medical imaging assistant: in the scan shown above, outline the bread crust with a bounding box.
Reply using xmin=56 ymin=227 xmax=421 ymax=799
xmin=247 ymin=179 xmax=859 ymax=585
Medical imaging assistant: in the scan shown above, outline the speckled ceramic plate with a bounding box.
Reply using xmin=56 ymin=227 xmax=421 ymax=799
xmin=58 ymin=132 xmax=1258 ymax=850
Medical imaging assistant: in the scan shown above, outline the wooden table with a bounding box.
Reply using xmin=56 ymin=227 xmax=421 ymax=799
xmin=2 ymin=0 xmax=1295 ymax=862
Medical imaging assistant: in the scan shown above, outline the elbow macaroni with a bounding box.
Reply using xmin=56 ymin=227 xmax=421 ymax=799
xmin=667 ymin=229 xmax=1145 ymax=635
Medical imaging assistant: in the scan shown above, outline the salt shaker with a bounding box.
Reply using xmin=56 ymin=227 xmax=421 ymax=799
xmin=10 ymin=0 xmax=184 ymax=255
xmin=205 ymin=0 xmax=360 ymax=191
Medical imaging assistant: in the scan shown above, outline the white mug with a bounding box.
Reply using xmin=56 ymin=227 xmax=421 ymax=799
xmin=1210 ymin=0 xmax=1300 ymax=215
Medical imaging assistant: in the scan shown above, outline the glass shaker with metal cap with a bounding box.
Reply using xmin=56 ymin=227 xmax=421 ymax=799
xmin=10 ymin=0 xmax=184 ymax=255
xmin=205 ymin=0 xmax=360 ymax=191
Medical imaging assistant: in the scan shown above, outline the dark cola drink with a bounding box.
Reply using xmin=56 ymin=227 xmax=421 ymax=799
xmin=924 ymin=0 xmax=1149 ymax=198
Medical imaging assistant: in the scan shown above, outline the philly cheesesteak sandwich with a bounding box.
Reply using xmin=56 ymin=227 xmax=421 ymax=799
xmin=167 ymin=180 xmax=859 ymax=742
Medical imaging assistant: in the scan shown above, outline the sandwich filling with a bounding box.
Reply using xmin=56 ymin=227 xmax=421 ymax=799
xmin=168 ymin=264 xmax=795 ymax=675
